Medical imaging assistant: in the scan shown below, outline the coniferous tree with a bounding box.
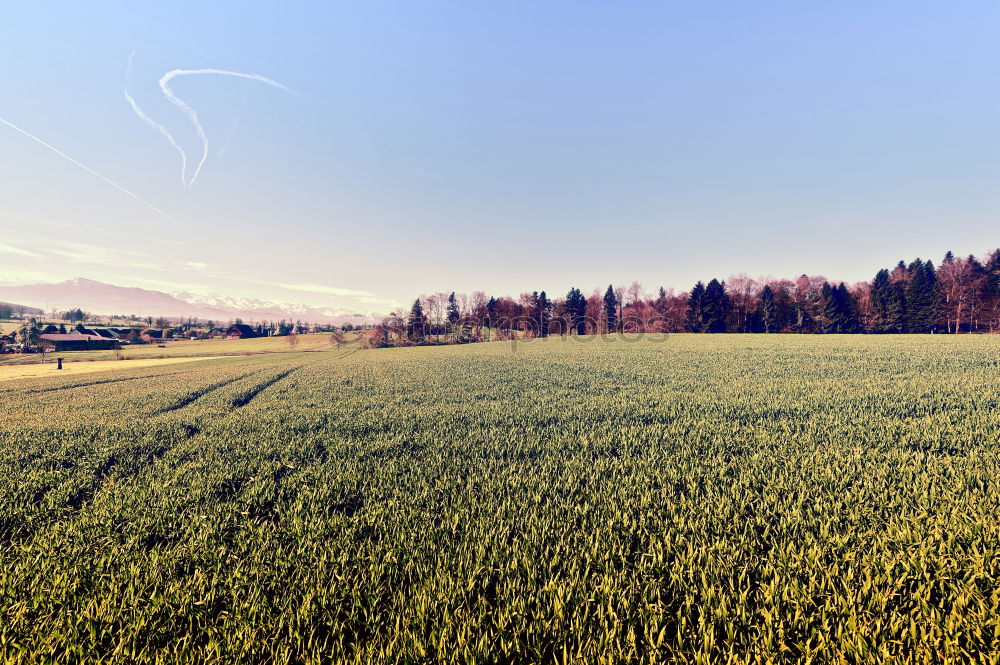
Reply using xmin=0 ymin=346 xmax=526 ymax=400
xmin=687 ymin=282 xmax=706 ymax=332
xmin=537 ymin=291 xmax=550 ymax=337
xmin=603 ymin=285 xmax=617 ymax=333
xmin=820 ymin=282 xmax=857 ymax=333
xmin=486 ymin=297 xmax=497 ymax=328
xmin=757 ymin=285 xmax=782 ymax=333
xmin=906 ymin=260 xmax=940 ymax=333
xmin=869 ymin=269 xmax=894 ymax=333
xmin=986 ymin=250 xmax=1000 ymax=332
xmin=885 ymin=281 xmax=907 ymax=333
xmin=702 ymin=279 xmax=730 ymax=333
xmin=16 ymin=318 xmax=40 ymax=350
xmin=565 ymin=287 xmax=587 ymax=335
xmin=966 ymin=255 xmax=988 ymax=332
xmin=653 ymin=287 xmax=669 ymax=314
xmin=987 ymin=251 xmax=1000 ymax=294
xmin=819 ymin=282 xmax=861 ymax=333
xmin=529 ymin=292 xmax=540 ymax=336
xmin=838 ymin=283 xmax=862 ymax=333
xmin=575 ymin=290 xmax=588 ymax=335
xmin=447 ymin=292 xmax=460 ymax=323
xmin=820 ymin=282 xmax=837 ymax=333
xmin=407 ymin=299 xmax=427 ymax=342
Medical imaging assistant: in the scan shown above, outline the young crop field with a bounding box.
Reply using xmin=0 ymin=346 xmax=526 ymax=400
xmin=2 ymin=335 xmax=1000 ymax=663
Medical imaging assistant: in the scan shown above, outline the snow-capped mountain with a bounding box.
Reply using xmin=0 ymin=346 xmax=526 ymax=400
xmin=0 ymin=278 xmax=374 ymax=325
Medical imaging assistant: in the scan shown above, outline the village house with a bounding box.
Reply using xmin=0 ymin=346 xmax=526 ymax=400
xmin=226 ymin=324 xmax=257 ymax=339
xmin=39 ymin=333 xmax=121 ymax=352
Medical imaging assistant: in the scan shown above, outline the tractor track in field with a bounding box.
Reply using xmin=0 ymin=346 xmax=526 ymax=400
xmin=228 ymin=352 xmax=347 ymax=409
xmin=230 ymin=368 xmax=299 ymax=408
xmin=226 ymin=350 xmax=358 ymax=410
xmin=158 ymin=353 xmax=341 ymax=417
xmin=9 ymin=351 xmax=362 ymax=541
xmin=7 ymin=420 xmax=205 ymax=546
xmin=152 ymin=370 xmax=262 ymax=415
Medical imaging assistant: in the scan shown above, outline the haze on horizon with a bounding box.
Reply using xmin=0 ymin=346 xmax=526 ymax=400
xmin=2 ymin=1 xmax=999 ymax=314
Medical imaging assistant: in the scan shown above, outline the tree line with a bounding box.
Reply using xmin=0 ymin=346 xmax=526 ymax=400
xmin=363 ymin=247 xmax=1000 ymax=347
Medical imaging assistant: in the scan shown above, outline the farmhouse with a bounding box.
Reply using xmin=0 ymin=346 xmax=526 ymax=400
xmin=39 ymin=333 xmax=121 ymax=351
xmin=226 ymin=324 xmax=257 ymax=339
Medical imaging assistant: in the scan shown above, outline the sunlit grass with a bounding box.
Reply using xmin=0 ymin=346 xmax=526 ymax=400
xmin=1 ymin=334 xmax=999 ymax=663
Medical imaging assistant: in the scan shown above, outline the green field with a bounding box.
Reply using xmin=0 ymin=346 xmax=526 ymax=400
xmin=2 ymin=335 xmax=1000 ymax=663
xmin=0 ymin=333 xmax=337 ymax=365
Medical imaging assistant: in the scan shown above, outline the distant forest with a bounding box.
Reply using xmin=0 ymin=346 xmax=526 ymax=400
xmin=365 ymin=247 xmax=1000 ymax=347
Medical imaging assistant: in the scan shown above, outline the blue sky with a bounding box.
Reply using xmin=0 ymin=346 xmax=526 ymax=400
xmin=1 ymin=1 xmax=998 ymax=313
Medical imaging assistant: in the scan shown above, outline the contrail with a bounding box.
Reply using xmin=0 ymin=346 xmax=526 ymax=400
xmin=124 ymin=50 xmax=188 ymax=187
xmin=0 ymin=116 xmax=174 ymax=221
xmin=125 ymin=49 xmax=136 ymax=83
xmin=158 ymin=68 xmax=293 ymax=187
xmin=124 ymin=89 xmax=188 ymax=188
xmin=218 ymin=86 xmax=251 ymax=157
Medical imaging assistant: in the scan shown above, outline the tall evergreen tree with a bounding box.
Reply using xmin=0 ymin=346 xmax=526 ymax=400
xmin=820 ymin=282 xmax=861 ymax=334
xmin=653 ymin=287 xmax=669 ymax=314
xmin=906 ymin=260 xmax=940 ymax=333
xmin=485 ymin=297 xmax=497 ymax=329
xmin=821 ymin=282 xmax=861 ymax=333
xmin=987 ymin=250 xmax=1000 ymax=292
xmin=687 ymin=282 xmax=706 ymax=332
xmin=986 ymin=251 xmax=1000 ymax=330
xmin=757 ymin=285 xmax=782 ymax=333
xmin=565 ymin=287 xmax=587 ymax=335
xmin=447 ymin=292 xmax=460 ymax=326
xmin=820 ymin=282 xmax=837 ymax=332
xmin=837 ymin=283 xmax=862 ymax=333
xmin=702 ymin=279 xmax=730 ymax=333
xmin=869 ymin=269 xmax=893 ymax=333
xmin=885 ymin=281 xmax=907 ymax=333
xmin=967 ymin=254 xmax=988 ymax=332
xmin=603 ymin=285 xmax=617 ymax=333
xmin=15 ymin=318 xmax=40 ymax=349
xmin=537 ymin=291 xmax=550 ymax=337
xmin=407 ymin=299 xmax=427 ymax=342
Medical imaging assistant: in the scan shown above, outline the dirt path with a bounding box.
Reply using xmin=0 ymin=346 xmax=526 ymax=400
xmin=0 ymin=356 xmax=225 ymax=382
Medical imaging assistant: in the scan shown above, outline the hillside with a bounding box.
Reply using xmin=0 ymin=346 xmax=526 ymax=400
xmin=0 ymin=278 xmax=370 ymax=325
xmin=0 ymin=301 xmax=43 ymax=318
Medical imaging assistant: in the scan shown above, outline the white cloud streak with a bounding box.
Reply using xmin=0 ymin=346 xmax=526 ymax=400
xmin=126 ymin=49 xmax=136 ymax=83
xmin=237 ymin=278 xmax=402 ymax=307
xmin=273 ymin=282 xmax=402 ymax=307
xmin=0 ymin=242 xmax=42 ymax=258
xmin=0 ymin=116 xmax=175 ymax=221
xmin=273 ymin=282 xmax=380 ymax=298
xmin=47 ymin=242 xmax=161 ymax=269
xmin=124 ymin=89 xmax=189 ymax=188
xmin=151 ymin=68 xmax=294 ymax=188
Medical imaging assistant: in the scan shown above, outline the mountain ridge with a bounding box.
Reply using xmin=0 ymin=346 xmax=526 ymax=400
xmin=0 ymin=278 xmax=370 ymax=324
